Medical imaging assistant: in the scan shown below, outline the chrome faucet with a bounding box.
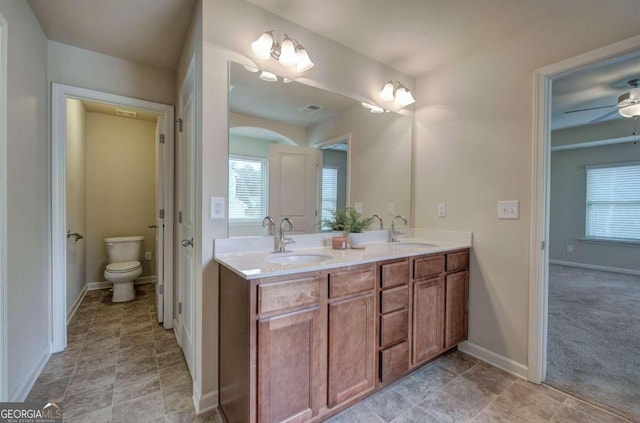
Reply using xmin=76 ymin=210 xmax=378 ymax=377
xmin=275 ymin=217 xmax=295 ymax=253
xmin=370 ymin=214 xmax=384 ymax=230
xmin=390 ymin=215 xmax=408 ymax=242
xmin=261 ymin=216 xmax=275 ymax=236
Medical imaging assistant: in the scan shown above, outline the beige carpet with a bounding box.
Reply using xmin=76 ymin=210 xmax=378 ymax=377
xmin=546 ymin=264 xmax=640 ymax=422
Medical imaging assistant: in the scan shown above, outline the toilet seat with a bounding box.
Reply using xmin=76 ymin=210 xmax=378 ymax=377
xmin=105 ymin=261 xmax=141 ymax=274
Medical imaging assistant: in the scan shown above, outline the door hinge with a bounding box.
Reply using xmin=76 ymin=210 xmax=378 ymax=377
xmin=157 ymin=284 xmax=164 ymax=295
xmin=159 ymin=209 xmax=165 ymax=219
xmin=541 ymin=241 xmax=546 ymax=250
xmin=159 ymin=134 xmax=165 ymax=144
xmin=178 ymin=302 xmax=182 ymax=314
xmin=176 ymin=118 xmax=183 ymax=133
xmin=178 ymin=211 xmax=183 ymax=223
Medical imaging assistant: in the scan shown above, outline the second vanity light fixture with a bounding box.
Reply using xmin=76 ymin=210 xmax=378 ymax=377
xmin=251 ymin=30 xmax=314 ymax=72
xmin=379 ymin=80 xmax=416 ymax=107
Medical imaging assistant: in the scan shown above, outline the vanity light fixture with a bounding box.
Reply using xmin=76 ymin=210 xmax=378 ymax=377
xmin=251 ymin=30 xmax=314 ymax=72
xmin=361 ymin=102 xmax=385 ymax=113
xmin=378 ymin=80 xmax=416 ymax=107
xmin=259 ymin=70 xmax=278 ymax=82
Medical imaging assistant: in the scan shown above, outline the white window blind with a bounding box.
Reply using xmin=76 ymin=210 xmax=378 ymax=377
xmin=321 ymin=167 xmax=338 ymax=230
xmin=229 ymin=156 xmax=267 ymax=222
xmin=586 ymin=162 xmax=640 ymax=241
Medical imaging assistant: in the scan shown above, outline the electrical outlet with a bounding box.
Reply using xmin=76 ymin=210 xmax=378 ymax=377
xmin=566 ymin=244 xmax=573 ymax=253
xmin=498 ymin=200 xmax=519 ymax=219
xmin=354 ymin=202 xmax=363 ymax=214
xmin=387 ymin=203 xmax=395 ymax=215
xmin=210 ymin=197 xmax=225 ymax=219
xmin=437 ymin=202 xmax=446 ymax=217
xmin=144 ymin=251 xmax=152 ymax=261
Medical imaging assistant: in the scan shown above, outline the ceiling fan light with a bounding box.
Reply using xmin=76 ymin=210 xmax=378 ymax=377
xmin=295 ymin=45 xmax=314 ymax=72
xmin=379 ymin=81 xmax=395 ymax=102
xmin=251 ymin=31 xmax=274 ymax=60
xmin=278 ymin=35 xmax=297 ymax=66
xmin=618 ymin=103 xmax=640 ymax=118
xmin=259 ymin=71 xmax=278 ymax=82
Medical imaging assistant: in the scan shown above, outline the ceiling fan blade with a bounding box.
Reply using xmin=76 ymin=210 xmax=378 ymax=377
xmin=589 ymin=109 xmax=620 ymax=124
xmin=564 ymin=104 xmax=616 ymax=114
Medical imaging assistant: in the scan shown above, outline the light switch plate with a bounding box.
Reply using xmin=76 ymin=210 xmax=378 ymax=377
xmin=210 ymin=197 xmax=225 ymax=219
xmin=354 ymin=202 xmax=363 ymax=214
xmin=437 ymin=202 xmax=446 ymax=217
xmin=498 ymin=200 xmax=519 ymax=219
xmin=387 ymin=202 xmax=395 ymax=215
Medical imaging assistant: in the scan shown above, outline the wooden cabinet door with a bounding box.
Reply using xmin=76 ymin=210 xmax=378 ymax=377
xmin=445 ymin=271 xmax=469 ymax=348
xmin=328 ymin=293 xmax=375 ymax=407
xmin=258 ymin=307 xmax=322 ymax=423
xmin=412 ymin=277 xmax=444 ymax=365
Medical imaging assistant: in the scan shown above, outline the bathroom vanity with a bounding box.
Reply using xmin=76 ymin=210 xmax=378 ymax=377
xmin=215 ymin=231 xmax=471 ymax=423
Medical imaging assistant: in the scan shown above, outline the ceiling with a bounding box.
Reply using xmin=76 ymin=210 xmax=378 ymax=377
xmin=26 ymin=0 xmax=639 ymax=130
xmin=82 ymin=100 xmax=159 ymax=122
xmin=28 ymin=0 xmax=196 ymax=71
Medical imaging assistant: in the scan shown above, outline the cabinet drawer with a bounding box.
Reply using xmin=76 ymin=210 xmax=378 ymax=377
xmin=380 ymin=309 xmax=408 ymax=348
xmin=380 ymin=285 xmax=408 ymax=314
xmin=380 ymin=260 xmax=409 ymax=289
xmin=380 ymin=341 xmax=409 ymax=384
xmin=446 ymin=251 xmax=469 ymax=273
xmin=414 ymin=255 xmax=444 ymax=279
xmin=258 ymin=277 xmax=320 ymax=315
xmin=329 ymin=266 xmax=375 ymax=298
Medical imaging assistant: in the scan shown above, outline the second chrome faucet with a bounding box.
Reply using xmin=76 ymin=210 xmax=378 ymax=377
xmin=275 ymin=217 xmax=295 ymax=253
xmin=390 ymin=215 xmax=408 ymax=242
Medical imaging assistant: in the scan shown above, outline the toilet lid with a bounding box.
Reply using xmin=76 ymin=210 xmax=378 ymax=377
xmin=106 ymin=261 xmax=141 ymax=273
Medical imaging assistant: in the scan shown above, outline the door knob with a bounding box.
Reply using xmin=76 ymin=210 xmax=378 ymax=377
xmin=148 ymin=224 xmax=158 ymax=229
xmin=181 ymin=238 xmax=193 ymax=247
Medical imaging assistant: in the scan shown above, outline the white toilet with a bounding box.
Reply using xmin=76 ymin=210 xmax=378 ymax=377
xmin=103 ymin=236 xmax=144 ymax=302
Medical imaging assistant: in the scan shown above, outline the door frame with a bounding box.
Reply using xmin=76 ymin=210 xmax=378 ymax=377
xmin=51 ymin=83 xmax=175 ymax=352
xmin=0 ymin=10 xmax=8 ymax=401
xmin=528 ymin=34 xmax=640 ymax=382
xmin=317 ymin=133 xmax=352 ymax=210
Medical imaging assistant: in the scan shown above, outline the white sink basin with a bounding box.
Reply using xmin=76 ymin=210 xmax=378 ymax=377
xmin=393 ymin=242 xmax=439 ymax=248
xmin=267 ymin=254 xmax=334 ymax=264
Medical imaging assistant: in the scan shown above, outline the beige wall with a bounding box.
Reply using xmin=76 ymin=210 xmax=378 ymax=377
xmin=550 ymin=142 xmax=640 ymax=271
xmin=413 ymin=3 xmax=640 ymax=367
xmin=0 ymin=0 xmax=49 ymax=401
xmin=48 ymin=41 xmax=175 ymax=106
xmin=85 ymin=112 xmax=157 ymax=283
xmin=229 ymin=111 xmax=306 ymax=146
xmin=66 ymin=99 xmax=87 ymax=311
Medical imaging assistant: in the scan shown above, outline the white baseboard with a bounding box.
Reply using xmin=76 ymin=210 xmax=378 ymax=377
xmin=11 ymin=342 xmax=51 ymax=401
xmin=87 ymin=275 xmax=157 ymax=291
xmin=458 ymin=341 xmax=528 ymax=379
xmin=193 ymin=384 xmax=218 ymax=415
xmin=172 ymin=318 xmax=181 ymax=346
xmin=549 ymin=260 xmax=640 ymax=276
xmin=67 ymin=284 xmax=88 ymax=324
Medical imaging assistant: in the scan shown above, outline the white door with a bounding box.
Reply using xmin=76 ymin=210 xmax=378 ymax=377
xmin=268 ymin=144 xmax=319 ymax=233
xmin=154 ymin=116 xmax=165 ymax=323
xmin=176 ymin=57 xmax=196 ymax=374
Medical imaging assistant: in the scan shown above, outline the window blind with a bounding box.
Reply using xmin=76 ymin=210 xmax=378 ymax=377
xmin=586 ymin=162 xmax=640 ymax=241
xmin=229 ymin=156 xmax=268 ymax=222
xmin=321 ymin=167 xmax=338 ymax=230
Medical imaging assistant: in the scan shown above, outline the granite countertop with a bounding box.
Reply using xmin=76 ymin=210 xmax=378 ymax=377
xmin=215 ymin=230 xmax=472 ymax=280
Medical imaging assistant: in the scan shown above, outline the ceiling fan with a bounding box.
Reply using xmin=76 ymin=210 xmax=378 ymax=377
xmin=565 ymin=78 xmax=640 ymax=121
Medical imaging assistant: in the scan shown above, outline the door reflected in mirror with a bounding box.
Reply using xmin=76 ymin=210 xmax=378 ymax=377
xmin=228 ymin=61 xmax=412 ymax=238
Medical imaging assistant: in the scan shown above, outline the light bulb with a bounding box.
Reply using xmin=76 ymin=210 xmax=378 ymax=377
xmin=619 ymin=103 xmax=640 ymax=118
xmin=259 ymin=71 xmax=278 ymax=82
xmin=295 ymin=45 xmax=314 ymax=72
xmin=379 ymin=81 xmax=395 ymax=102
xmin=278 ymin=35 xmax=297 ymax=66
xmin=251 ymin=31 xmax=274 ymax=60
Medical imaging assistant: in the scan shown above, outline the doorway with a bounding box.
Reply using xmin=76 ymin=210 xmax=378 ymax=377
xmin=51 ymin=83 xmax=175 ymax=353
xmin=529 ymin=34 xmax=640 ymax=385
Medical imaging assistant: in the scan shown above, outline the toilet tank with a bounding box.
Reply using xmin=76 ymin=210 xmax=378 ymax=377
xmin=104 ymin=236 xmax=144 ymax=263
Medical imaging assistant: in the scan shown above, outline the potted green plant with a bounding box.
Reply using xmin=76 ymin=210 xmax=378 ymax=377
xmin=325 ymin=207 xmax=373 ymax=247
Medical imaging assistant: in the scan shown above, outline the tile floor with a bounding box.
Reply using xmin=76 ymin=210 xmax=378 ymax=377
xmin=27 ymin=284 xmax=221 ymax=422
xmin=29 ymin=284 xmax=630 ymax=423
xmin=327 ymin=351 xmax=631 ymax=423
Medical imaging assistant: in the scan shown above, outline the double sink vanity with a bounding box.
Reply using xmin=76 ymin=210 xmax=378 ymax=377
xmin=215 ymin=229 xmax=472 ymax=423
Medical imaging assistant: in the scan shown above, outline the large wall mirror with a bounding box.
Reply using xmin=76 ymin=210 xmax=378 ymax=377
xmin=228 ymin=61 xmax=413 ymax=237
